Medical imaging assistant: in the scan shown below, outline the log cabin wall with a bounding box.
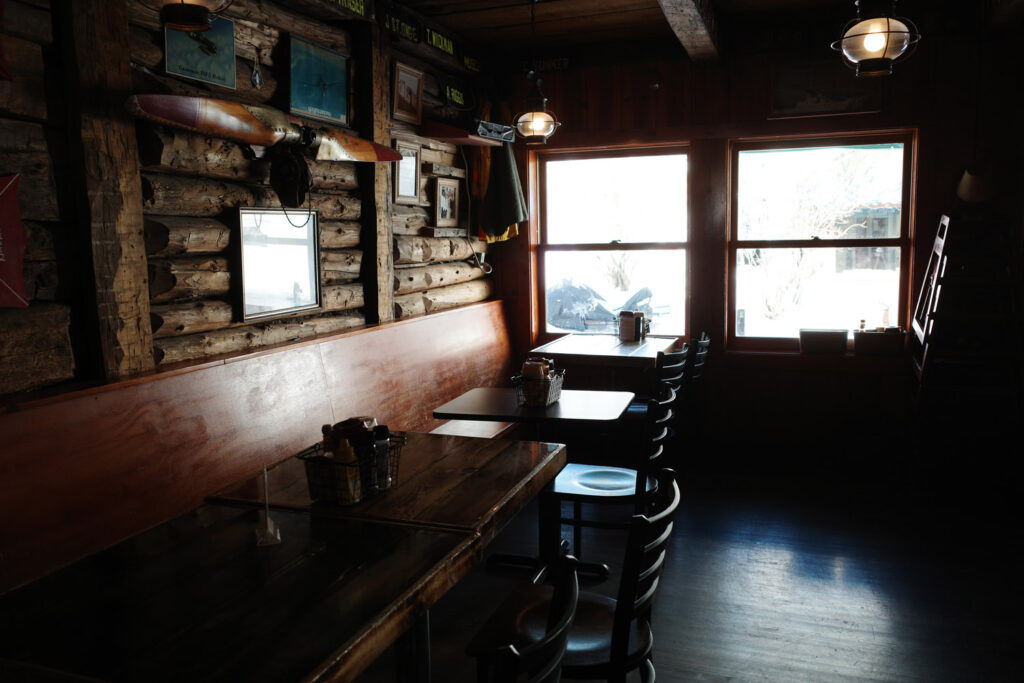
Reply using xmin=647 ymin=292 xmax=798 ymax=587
xmin=0 ymin=0 xmax=76 ymax=395
xmin=385 ymin=34 xmax=493 ymax=321
xmin=128 ymin=3 xmax=368 ymax=366
xmin=0 ymin=0 xmax=501 ymax=396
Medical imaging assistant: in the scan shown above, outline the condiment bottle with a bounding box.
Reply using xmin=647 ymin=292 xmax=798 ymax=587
xmin=349 ymin=431 xmax=374 ymax=499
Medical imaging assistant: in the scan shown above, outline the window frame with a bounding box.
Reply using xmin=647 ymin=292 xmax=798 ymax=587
xmin=727 ymin=132 xmax=915 ymax=352
xmin=533 ymin=145 xmax=691 ymax=344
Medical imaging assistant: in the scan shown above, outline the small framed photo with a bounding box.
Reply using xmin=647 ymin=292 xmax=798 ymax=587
xmin=165 ymin=16 xmax=236 ymax=89
xmin=435 ymin=178 xmax=459 ymax=228
xmin=239 ymin=207 xmax=321 ymax=321
xmin=290 ymin=35 xmax=349 ymax=125
xmin=394 ymin=140 xmax=421 ymax=205
xmin=393 ymin=62 xmax=424 ymax=124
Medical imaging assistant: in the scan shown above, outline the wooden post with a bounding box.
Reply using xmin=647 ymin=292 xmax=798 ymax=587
xmin=61 ymin=0 xmax=155 ymax=377
xmin=355 ymin=22 xmax=394 ymax=323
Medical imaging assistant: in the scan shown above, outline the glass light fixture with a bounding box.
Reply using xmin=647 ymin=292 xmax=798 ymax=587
xmin=515 ymin=0 xmax=561 ymax=144
xmin=515 ymin=71 xmax=561 ymax=144
xmin=831 ymin=0 xmax=920 ymax=77
xmin=139 ymin=0 xmax=233 ymax=32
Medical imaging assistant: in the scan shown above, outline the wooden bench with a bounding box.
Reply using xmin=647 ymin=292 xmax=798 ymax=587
xmin=0 ymin=302 xmax=513 ymax=594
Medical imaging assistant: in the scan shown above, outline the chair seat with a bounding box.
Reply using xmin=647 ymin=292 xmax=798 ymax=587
xmin=467 ymin=584 xmax=653 ymax=678
xmin=552 ymin=463 xmax=656 ymax=498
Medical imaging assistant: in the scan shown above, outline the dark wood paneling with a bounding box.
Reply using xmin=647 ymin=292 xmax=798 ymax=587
xmin=0 ymin=301 xmax=511 ymax=594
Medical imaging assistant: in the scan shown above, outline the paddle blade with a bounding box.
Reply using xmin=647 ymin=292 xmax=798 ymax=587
xmin=315 ymin=129 xmax=402 ymax=163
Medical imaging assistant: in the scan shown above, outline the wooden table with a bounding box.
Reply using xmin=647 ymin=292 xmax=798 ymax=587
xmin=211 ymin=432 xmax=566 ymax=545
xmin=432 ymin=387 xmax=635 ymax=424
xmin=531 ymin=333 xmax=679 ymax=368
xmin=0 ymin=433 xmax=566 ymax=683
xmin=529 ymin=334 xmax=680 ymax=393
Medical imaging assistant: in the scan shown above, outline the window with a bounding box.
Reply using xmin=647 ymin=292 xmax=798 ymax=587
xmin=537 ymin=148 xmax=688 ymax=337
xmin=730 ymin=135 xmax=913 ymax=349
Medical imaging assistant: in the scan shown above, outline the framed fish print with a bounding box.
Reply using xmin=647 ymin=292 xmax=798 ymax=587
xmin=290 ymin=35 xmax=349 ymax=126
xmin=164 ymin=15 xmax=236 ymax=89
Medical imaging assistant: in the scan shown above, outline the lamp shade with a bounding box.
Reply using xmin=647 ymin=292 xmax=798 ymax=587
xmin=831 ymin=2 xmax=919 ymax=76
xmin=139 ymin=0 xmax=233 ymax=32
xmin=514 ymin=109 xmax=560 ymax=144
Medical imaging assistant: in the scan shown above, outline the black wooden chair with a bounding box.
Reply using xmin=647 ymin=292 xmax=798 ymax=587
xmin=467 ymin=551 xmax=580 ymax=683
xmin=548 ymin=346 xmax=685 ymax=565
xmin=469 ymin=470 xmax=681 ymax=683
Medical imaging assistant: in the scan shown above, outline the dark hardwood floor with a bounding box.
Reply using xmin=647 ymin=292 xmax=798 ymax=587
xmin=359 ymin=464 xmax=1020 ymax=682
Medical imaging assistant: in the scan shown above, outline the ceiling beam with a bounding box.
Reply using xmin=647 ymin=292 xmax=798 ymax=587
xmin=657 ymin=0 xmax=719 ymax=62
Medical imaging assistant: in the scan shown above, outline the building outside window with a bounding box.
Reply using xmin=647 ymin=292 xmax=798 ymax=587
xmin=536 ymin=148 xmax=688 ymax=337
xmin=730 ymin=134 xmax=914 ymax=349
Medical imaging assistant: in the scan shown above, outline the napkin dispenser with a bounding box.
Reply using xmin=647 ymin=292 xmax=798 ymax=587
xmin=618 ymin=311 xmax=645 ymax=342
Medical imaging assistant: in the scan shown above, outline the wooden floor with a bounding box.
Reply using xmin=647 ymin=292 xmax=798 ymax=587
xmin=358 ymin=468 xmax=1019 ymax=682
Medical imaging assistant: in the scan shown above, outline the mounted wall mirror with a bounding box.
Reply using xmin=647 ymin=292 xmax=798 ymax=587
xmin=239 ymin=207 xmax=321 ymax=321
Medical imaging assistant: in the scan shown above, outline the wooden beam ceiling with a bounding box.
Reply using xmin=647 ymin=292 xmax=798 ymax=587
xmin=657 ymin=0 xmax=718 ymax=62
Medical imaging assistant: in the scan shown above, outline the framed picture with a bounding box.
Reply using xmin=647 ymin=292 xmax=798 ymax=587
xmin=393 ymin=62 xmax=424 ymax=124
xmin=394 ymin=141 xmax=421 ymax=205
xmin=435 ymin=178 xmax=459 ymax=228
xmin=768 ymin=59 xmax=882 ymax=119
xmin=165 ymin=16 xmax=236 ymax=89
xmin=239 ymin=207 xmax=321 ymax=321
xmin=290 ymin=35 xmax=349 ymax=126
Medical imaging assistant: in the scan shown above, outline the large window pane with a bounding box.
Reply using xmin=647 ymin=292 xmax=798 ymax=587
xmin=735 ymin=247 xmax=900 ymax=337
xmin=545 ymin=250 xmax=686 ymax=335
xmin=737 ymin=144 xmax=903 ymax=241
xmin=545 ymin=155 xmax=687 ymax=244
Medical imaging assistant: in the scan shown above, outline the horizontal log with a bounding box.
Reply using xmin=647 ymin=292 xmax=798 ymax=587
xmin=420 ymin=227 xmax=468 ymax=238
xmin=4 ymin=0 xmax=53 ymax=45
xmin=140 ymin=173 xmax=361 ymax=220
xmin=22 ymin=260 xmax=58 ymax=301
xmin=137 ymin=124 xmax=359 ymax=191
xmin=154 ymin=311 xmax=365 ymax=365
xmin=393 ymin=262 xmax=485 ymax=295
xmin=321 ymin=249 xmax=362 ymax=277
xmin=150 ymin=300 xmax=234 ymax=338
xmin=394 ymin=236 xmax=483 ymax=264
xmin=0 ymin=152 xmax=59 ymax=222
xmin=22 ymin=220 xmax=56 ymax=261
xmin=394 ymin=280 xmax=493 ymax=319
xmin=0 ymin=303 xmax=75 ymax=395
xmin=136 ymin=123 xmax=267 ymax=183
xmin=320 ymin=221 xmax=361 ymax=249
xmin=144 ymin=216 xmax=232 ymax=256
xmin=422 ymin=162 xmax=466 ymax=179
xmin=322 ymin=283 xmax=364 ymax=312
xmin=0 ymin=35 xmax=47 ymax=120
xmin=149 ymin=257 xmax=231 ymax=303
xmin=0 ymin=119 xmax=48 ymax=153
xmin=392 ymin=204 xmax=431 ymax=235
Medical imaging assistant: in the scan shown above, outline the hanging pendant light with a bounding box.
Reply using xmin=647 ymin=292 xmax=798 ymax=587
xmin=139 ymin=0 xmax=234 ymax=32
xmin=831 ymin=0 xmax=920 ymax=77
xmin=515 ymin=0 xmax=561 ymax=144
xmin=515 ymin=71 xmax=561 ymax=144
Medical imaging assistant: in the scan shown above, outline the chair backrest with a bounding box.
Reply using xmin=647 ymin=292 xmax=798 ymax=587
xmin=688 ymin=332 xmax=710 ymax=383
xmin=612 ymin=469 xmax=681 ymax=663
xmin=478 ymin=555 xmax=580 ymax=683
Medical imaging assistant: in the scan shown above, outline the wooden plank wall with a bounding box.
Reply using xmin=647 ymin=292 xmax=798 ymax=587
xmin=0 ymin=300 xmax=513 ymax=595
xmin=0 ymin=0 xmax=75 ymax=395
